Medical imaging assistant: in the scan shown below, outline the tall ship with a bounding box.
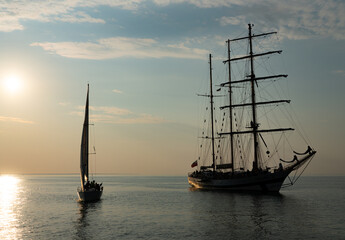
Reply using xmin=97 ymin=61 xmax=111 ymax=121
xmin=188 ymin=24 xmax=316 ymax=192
xmin=77 ymin=84 xmax=103 ymax=202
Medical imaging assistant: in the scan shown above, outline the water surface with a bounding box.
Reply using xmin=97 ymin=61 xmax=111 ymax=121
xmin=0 ymin=175 xmax=344 ymax=239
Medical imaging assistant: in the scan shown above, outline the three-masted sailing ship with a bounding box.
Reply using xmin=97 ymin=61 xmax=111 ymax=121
xmin=188 ymin=24 xmax=316 ymax=192
xmin=77 ymin=84 xmax=103 ymax=201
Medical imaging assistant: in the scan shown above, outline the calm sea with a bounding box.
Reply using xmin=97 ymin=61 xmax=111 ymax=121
xmin=0 ymin=175 xmax=344 ymax=240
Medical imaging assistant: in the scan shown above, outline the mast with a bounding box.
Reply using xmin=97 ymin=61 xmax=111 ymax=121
xmin=209 ymin=54 xmax=216 ymax=172
xmin=226 ymin=39 xmax=235 ymax=172
xmin=80 ymin=84 xmax=89 ymax=190
xmin=248 ymin=23 xmax=259 ymax=170
xmin=220 ymin=24 xmax=292 ymax=171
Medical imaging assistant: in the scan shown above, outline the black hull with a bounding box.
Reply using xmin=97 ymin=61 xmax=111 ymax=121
xmin=188 ymin=151 xmax=316 ymax=192
xmin=188 ymin=169 xmax=291 ymax=192
xmin=77 ymin=189 xmax=103 ymax=202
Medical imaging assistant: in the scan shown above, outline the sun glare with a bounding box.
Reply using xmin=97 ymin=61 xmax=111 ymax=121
xmin=0 ymin=175 xmax=21 ymax=239
xmin=3 ymin=75 xmax=22 ymax=94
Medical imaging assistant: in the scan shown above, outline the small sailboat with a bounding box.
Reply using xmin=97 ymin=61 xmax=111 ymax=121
xmin=188 ymin=24 xmax=316 ymax=192
xmin=77 ymin=84 xmax=103 ymax=202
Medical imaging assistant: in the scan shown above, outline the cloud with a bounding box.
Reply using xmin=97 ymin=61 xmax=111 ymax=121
xmin=93 ymin=113 xmax=166 ymax=124
xmin=2 ymin=0 xmax=344 ymax=41
xmin=0 ymin=0 xmax=141 ymax=32
xmin=0 ymin=17 xmax=24 ymax=32
xmin=0 ymin=0 xmax=250 ymax=32
xmin=217 ymin=0 xmax=345 ymax=40
xmin=332 ymin=70 xmax=345 ymax=77
xmin=52 ymin=11 xmax=105 ymax=24
xmin=91 ymin=106 xmax=132 ymax=116
xmin=59 ymin=102 xmax=70 ymax=106
xmin=31 ymin=37 xmax=209 ymax=60
xmin=112 ymin=89 xmax=123 ymax=94
xmin=218 ymin=16 xmax=246 ymax=26
xmin=0 ymin=116 xmax=34 ymax=124
xmin=73 ymin=105 xmax=166 ymax=124
xmin=153 ymin=0 xmax=250 ymax=8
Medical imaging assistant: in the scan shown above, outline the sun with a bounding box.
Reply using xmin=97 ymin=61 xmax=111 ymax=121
xmin=3 ymin=75 xmax=22 ymax=94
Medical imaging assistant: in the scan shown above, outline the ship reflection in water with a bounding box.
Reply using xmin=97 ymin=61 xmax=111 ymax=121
xmin=76 ymin=201 xmax=102 ymax=240
xmin=0 ymin=175 xmax=22 ymax=240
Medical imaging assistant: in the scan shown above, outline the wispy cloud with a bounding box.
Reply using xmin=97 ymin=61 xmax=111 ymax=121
xmin=53 ymin=11 xmax=105 ymax=24
xmin=2 ymin=0 xmax=344 ymax=41
xmin=217 ymin=0 xmax=345 ymax=40
xmin=152 ymin=0 xmax=250 ymax=8
xmin=91 ymin=106 xmax=132 ymax=116
xmin=218 ymin=16 xmax=246 ymax=26
xmin=92 ymin=113 xmax=166 ymax=124
xmin=31 ymin=37 xmax=209 ymax=60
xmin=59 ymin=102 xmax=70 ymax=106
xmin=112 ymin=89 xmax=123 ymax=94
xmin=0 ymin=0 xmax=141 ymax=32
xmin=0 ymin=116 xmax=34 ymax=124
xmin=332 ymin=70 xmax=345 ymax=77
xmin=73 ymin=105 xmax=166 ymax=124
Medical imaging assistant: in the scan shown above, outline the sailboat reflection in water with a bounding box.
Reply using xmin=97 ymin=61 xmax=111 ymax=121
xmin=77 ymin=84 xmax=103 ymax=202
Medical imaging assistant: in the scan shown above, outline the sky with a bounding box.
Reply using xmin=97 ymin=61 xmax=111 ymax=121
xmin=0 ymin=0 xmax=344 ymax=176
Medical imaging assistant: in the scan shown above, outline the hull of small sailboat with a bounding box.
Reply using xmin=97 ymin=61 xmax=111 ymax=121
xmin=77 ymin=190 xmax=103 ymax=202
xmin=188 ymin=169 xmax=291 ymax=192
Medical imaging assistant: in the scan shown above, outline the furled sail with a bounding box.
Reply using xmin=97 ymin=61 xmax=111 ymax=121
xmin=80 ymin=84 xmax=89 ymax=191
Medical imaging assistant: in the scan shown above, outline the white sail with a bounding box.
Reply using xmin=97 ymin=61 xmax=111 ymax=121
xmin=80 ymin=84 xmax=89 ymax=191
xmin=77 ymin=84 xmax=103 ymax=202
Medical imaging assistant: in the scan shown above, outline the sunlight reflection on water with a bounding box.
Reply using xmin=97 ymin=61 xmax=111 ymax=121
xmin=0 ymin=175 xmax=22 ymax=240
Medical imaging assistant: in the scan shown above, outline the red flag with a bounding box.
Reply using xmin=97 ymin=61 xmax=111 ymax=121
xmin=191 ymin=160 xmax=198 ymax=168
